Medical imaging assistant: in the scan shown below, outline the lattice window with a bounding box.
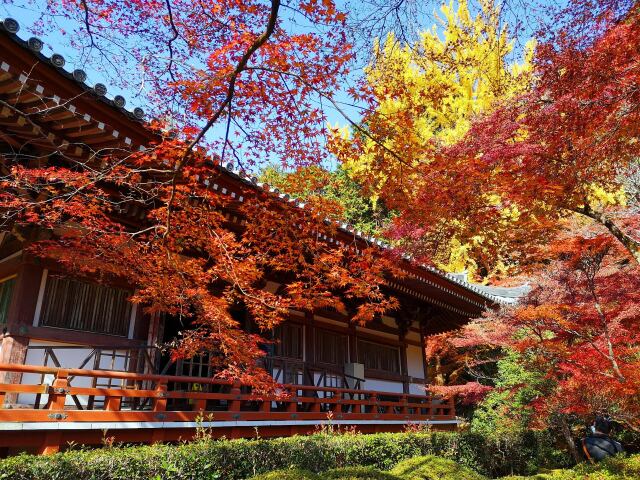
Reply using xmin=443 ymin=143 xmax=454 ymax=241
xmin=315 ymin=329 xmax=348 ymax=366
xmin=39 ymin=275 xmax=132 ymax=336
xmin=177 ymin=353 xmax=214 ymax=378
xmin=274 ymin=323 xmax=303 ymax=359
xmin=0 ymin=277 xmax=15 ymax=326
xmin=357 ymin=339 xmax=401 ymax=374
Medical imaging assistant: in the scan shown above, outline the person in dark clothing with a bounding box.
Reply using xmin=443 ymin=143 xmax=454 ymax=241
xmin=581 ymin=416 xmax=624 ymax=463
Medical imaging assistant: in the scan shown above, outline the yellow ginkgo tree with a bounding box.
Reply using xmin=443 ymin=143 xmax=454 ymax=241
xmin=330 ymin=0 xmax=533 ymax=277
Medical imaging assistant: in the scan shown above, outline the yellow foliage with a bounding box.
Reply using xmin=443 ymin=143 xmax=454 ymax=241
xmin=329 ymin=1 xmax=533 ymax=277
xmin=337 ymin=0 xmax=533 ymax=192
xmin=587 ymin=184 xmax=627 ymax=208
xmin=439 ymin=238 xmax=477 ymax=274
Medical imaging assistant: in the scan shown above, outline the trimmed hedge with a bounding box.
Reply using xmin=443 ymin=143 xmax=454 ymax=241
xmin=322 ymin=466 xmax=403 ymax=479
xmin=0 ymin=430 xmax=566 ymax=479
xmin=391 ymin=455 xmax=487 ymax=480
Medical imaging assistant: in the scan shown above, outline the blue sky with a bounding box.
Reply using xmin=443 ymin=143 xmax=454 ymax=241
xmin=0 ymin=0 xmax=559 ymax=172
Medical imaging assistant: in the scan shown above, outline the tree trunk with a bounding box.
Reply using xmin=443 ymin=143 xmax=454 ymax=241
xmin=560 ymin=416 xmax=583 ymax=464
xmin=573 ymin=205 xmax=640 ymax=265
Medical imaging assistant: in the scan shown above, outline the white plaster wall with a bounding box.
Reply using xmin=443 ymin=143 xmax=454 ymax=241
xmin=406 ymin=345 xmax=428 ymax=397
xmin=271 ymin=367 xmax=303 ymax=385
xmin=362 ymin=378 xmax=403 ymax=394
xmin=409 ymin=382 xmax=427 ymax=396
xmin=313 ymin=371 xmax=344 ymax=391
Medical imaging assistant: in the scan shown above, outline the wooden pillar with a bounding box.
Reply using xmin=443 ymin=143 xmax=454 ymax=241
xmin=400 ymin=339 xmax=410 ymax=394
xmin=304 ymin=311 xmax=315 ymax=385
xmin=348 ymin=323 xmax=357 ymax=365
xmin=142 ymin=312 xmax=163 ymax=375
xmin=0 ymin=335 xmax=28 ymax=383
xmin=419 ymin=323 xmax=430 ymax=384
xmin=146 ymin=312 xmax=162 ymax=347
xmin=1 ymin=263 xmax=44 ymax=384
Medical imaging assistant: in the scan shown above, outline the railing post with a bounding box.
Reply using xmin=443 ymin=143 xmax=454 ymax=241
xmin=150 ymin=380 xmax=168 ymax=444
xmin=229 ymin=381 xmax=242 ymax=412
xmin=367 ymin=393 xmax=378 ymax=414
xmin=48 ymin=370 xmax=69 ymax=411
xmin=260 ymin=396 xmax=271 ymax=414
xmin=286 ymin=386 xmax=298 ymax=413
xmin=192 ymin=397 xmax=207 ymax=412
xmin=424 ymin=396 xmax=433 ymax=418
xmin=104 ymin=395 xmax=122 ymax=412
xmin=40 ymin=370 xmax=69 ymax=455
xmin=153 ymin=380 xmax=168 ymax=412
xmin=310 ymin=394 xmax=321 ymax=413
xmin=329 ymin=389 xmax=341 ymax=413
xmin=445 ymin=396 xmax=455 ymax=418
xmin=401 ymin=395 xmax=409 ymax=416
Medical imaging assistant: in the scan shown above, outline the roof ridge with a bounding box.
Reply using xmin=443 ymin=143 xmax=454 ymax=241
xmin=1 ymin=18 xmax=146 ymax=123
xmin=215 ymin=160 xmax=509 ymax=306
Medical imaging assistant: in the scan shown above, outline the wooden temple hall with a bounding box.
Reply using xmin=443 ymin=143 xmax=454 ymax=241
xmin=0 ymin=18 xmax=519 ymax=454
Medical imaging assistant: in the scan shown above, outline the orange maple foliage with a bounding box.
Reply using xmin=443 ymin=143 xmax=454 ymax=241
xmin=0 ymin=0 xmax=400 ymax=389
xmin=3 ymin=136 xmax=398 ymax=389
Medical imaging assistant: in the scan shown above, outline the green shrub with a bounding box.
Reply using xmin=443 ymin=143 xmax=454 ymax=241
xmin=321 ymin=466 xmax=402 ymax=479
xmin=0 ymin=430 xmax=569 ymax=480
xmin=496 ymin=454 xmax=640 ymax=480
xmin=598 ymin=454 xmax=640 ymax=478
xmin=391 ymin=455 xmax=487 ymax=480
xmin=248 ymin=468 xmax=320 ymax=479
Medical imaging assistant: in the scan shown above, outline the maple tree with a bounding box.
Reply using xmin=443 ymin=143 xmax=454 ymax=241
xmin=449 ymin=234 xmax=640 ymax=432
xmin=0 ymin=0 xmax=403 ymax=387
xmin=4 ymin=136 xmax=399 ymax=389
xmin=15 ymin=0 xmax=355 ymax=168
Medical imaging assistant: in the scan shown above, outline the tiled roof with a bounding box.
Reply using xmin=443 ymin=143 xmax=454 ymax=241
xmin=0 ymin=18 xmax=146 ymax=122
xmin=1 ymin=17 xmax=528 ymax=308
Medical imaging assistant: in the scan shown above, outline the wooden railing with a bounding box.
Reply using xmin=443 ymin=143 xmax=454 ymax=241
xmin=263 ymin=355 xmax=364 ymax=389
xmin=0 ymin=363 xmax=455 ymax=453
xmin=23 ymin=345 xmax=364 ymax=391
xmin=24 ymin=345 xmax=161 ymax=373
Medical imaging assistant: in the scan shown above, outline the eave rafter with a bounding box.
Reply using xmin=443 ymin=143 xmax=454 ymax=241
xmin=0 ymin=64 xmax=138 ymax=163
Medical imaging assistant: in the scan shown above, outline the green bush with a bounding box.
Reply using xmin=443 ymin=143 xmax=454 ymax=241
xmin=321 ymin=466 xmax=402 ymax=479
xmin=391 ymin=455 xmax=487 ymax=480
xmin=497 ymin=454 xmax=640 ymax=479
xmin=0 ymin=430 xmax=568 ymax=480
xmin=598 ymin=454 xmax=640 ymax=478
xmin=248 ymin=468 xmax=320 ymax=479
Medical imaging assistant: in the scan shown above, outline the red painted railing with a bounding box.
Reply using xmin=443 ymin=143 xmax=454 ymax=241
xmin=0 ymin=363 xmax=456 ymax=454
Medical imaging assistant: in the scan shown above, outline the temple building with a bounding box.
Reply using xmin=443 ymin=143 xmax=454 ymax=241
xmin=0 ymin=18 xmax=520 ymax=455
